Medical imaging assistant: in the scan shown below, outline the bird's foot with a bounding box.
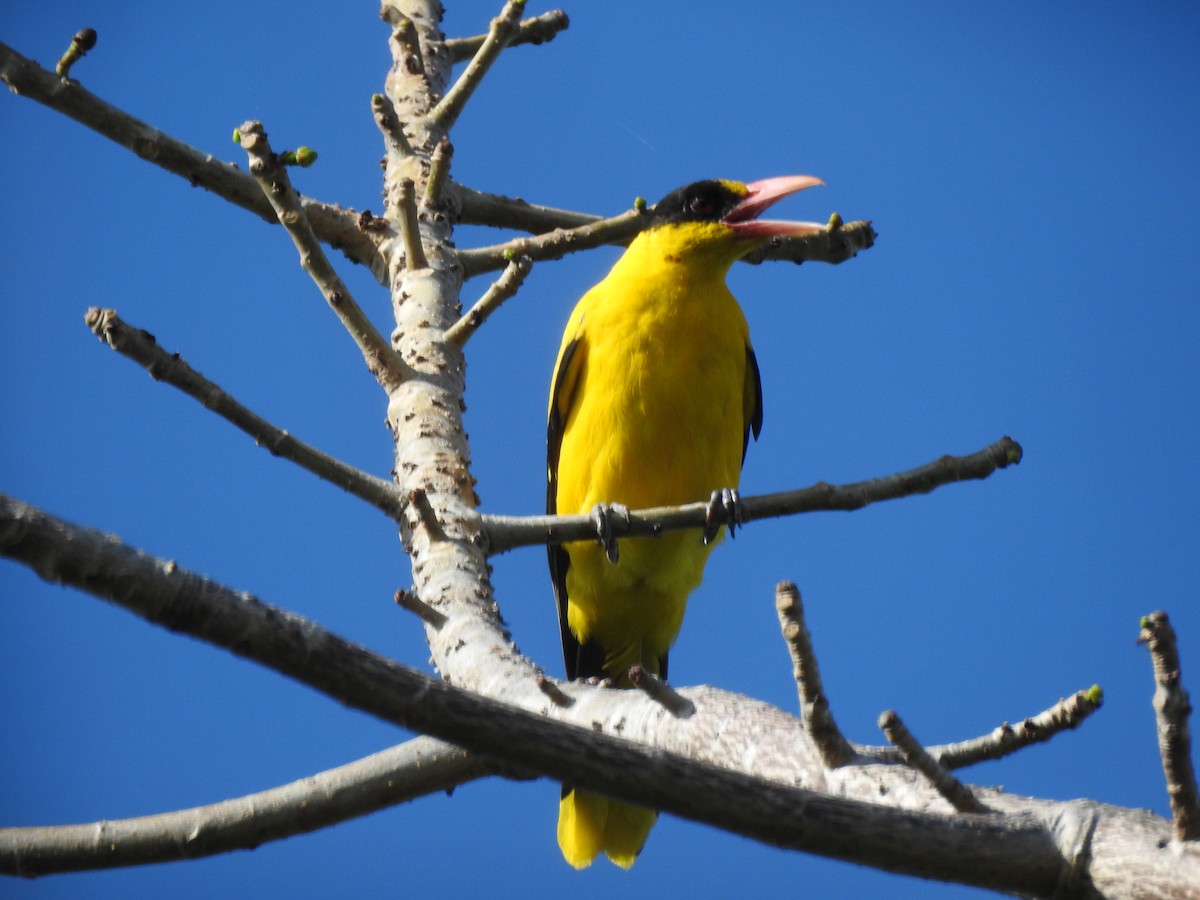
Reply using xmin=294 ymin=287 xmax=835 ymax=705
xmin=703 ymin=488 xmax=743 ymax=545
xmin=590 ymin=502 xmax=630 ymax=563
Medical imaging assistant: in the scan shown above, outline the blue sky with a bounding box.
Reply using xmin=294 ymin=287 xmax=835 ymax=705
xmin=3 ymin=2 xmax=1198 ymax=897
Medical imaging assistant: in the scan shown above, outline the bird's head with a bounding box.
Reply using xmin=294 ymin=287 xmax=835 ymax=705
xmin=644 ymin=176 xmax=826 ymax=267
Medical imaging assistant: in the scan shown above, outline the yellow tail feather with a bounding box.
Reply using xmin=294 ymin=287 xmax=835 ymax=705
xmin=557 ymin=789 xmax=658 ymax=869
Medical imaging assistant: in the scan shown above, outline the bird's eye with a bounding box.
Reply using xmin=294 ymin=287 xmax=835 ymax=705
xmin=689 ymin=195 xmax=715 ymax=216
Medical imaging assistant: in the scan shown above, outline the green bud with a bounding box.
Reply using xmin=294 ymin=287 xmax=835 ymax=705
xmin=1085 ymin=684 xmax=1104 ymax=706
xmin=293 ymin=146 xmax=318 ymax=167
xmin=634 ymin=196 xmax=647 ymax=212
xmin=232 ymin=128 xmax=242 ymax=144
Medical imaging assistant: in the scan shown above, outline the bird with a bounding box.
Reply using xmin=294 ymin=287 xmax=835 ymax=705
xmin=546 ymin=175 xmax=825 ymax=869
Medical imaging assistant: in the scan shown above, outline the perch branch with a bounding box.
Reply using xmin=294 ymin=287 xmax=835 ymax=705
xmin=906 ymin=685 xmax=1105 ymax=771
xmin=1139 ymin=611 xmax=1200 ymax=841
xmin=0 ymin=42 xmax=383 ymax=279
xmin=0 ymin=494 xmax=1082 ymax=893
xmin=236 ymin=120 xmax=411 ymax=392
xmin=427 ymin=0 xmax=527 ymax=134
xmin=444 ymin=254 xmax=533 ymax=348
xmin=879 ymin=711 xmax=990 ymax=815
xmin=775 ymin=581 xmax=855 ymax=767
xmin=84 ymin=308 xmax=405 ymax=522
xmin=445 ymin=9 xmax=570 ymax=62
xmin=480 ymin=437 xmax=1023 ymax=555
xmin=0 ymin=738 xmax=490 ymax=875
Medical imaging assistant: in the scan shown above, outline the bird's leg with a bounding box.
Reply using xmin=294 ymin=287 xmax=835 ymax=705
xmin=590 ymin=502 xmax=630 ymax=563
xmin=703 ymin=488 xmax=743 ymax=544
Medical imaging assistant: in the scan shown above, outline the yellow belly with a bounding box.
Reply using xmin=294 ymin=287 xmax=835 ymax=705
xmin=554 ymin=268 xmax=750 ymax=678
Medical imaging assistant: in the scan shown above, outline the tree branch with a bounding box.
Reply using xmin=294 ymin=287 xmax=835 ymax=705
xmin=443 ymin=254 xmax=533 ymax=348
xmin=879 ymin=710 xmax=990 ymax=815
xmin=0 ymin=738 xmax=491 ymax=875
xmin=0 ymin=41 xmax=386 ymax=281
xmin=1139 ymin=611 xmax=1200 ymax=842
xmin=453 ymin=183 xmax=606 ymax=232
xmin=236 ymin=120 xmax=412 ymax=392
xmin=444 ymin=9 xmax=569 ymax=63
xmin=775 ymin=581 xmax=855 ymax=767
xmin=3 ymin=494 xmax=1192 ymax=894
xmin=480 ymin=437 xmax=1023 ymax=555
xmin=457 ymin=207 xmax=876 ymax=278
xmin=83 ymin=308 xmax=405 ymax=521
xmin=427 ymin=0 xmax=527 ymax=134
xmin=0 ymin=494 xmax=1124 ymax=893
xmin=913 ymin=685 xmax=1105 ymax=771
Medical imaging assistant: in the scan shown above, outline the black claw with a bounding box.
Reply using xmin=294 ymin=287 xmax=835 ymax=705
xmin=591 ymin=502 xmax=630 ymax=563
xmin=703 ymin=488 xmax=743 ymax=545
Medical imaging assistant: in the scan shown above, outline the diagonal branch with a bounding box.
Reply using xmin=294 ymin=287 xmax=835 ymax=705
xmin=1139 ymin=611 xmax=1200 ymax=842
xmin=912 ymin=685 xmax=1105 ymax=771
xmin=1 ymin=738 xmax=492 ymax=875
xmin=236 ymin=120 xmax=412 ymax=392
xmin=879 ymin=711 xmax=990 ymax=815
xmin=444 ymin=9 xmax=570 ymax=63
xmin=84 ymin=308 xmax=406 ymax=521
xmin=444 ymin=253 xmax=533 ymax=348
xmin=480 ymin=437 xmax=1023 ymax=555
xmin=0 ymin=41 xmax=385 ymax=281
xmin=427 ymin=0 xmax=527 ymax=134
xmin=775 ymin=581 xmax=855 ymax=767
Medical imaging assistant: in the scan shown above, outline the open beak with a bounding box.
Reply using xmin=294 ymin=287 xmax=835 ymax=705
xmin=723 ymin=175 xmax=826 ymax=239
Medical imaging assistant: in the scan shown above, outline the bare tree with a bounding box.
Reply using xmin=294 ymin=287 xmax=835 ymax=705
xmin=1 ymin=4 xmax=1197 ymax=896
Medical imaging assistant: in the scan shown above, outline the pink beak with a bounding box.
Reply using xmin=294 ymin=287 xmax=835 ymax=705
xmin=724 ymin=175 xmax=826 ymax=239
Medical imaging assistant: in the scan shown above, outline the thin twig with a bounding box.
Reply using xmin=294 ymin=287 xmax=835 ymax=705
xmin=879 ymin=711 xmax=990 ymax=814
xmin=480 ymin=437 xmax=1023 ymax=555
xmin=453 ymin=183 xmax=605 ymax=232
xmin=427 ymin=0 xmax=527 ymax=134
xmin=0 ymin=737 xmax=489 ymax=875
xmin=629 ymin=665 xmax=695 ymax=718
xmin=743 ymin=215 xmax=876 ymax=266
xmin=444 ymin=254 xmax=533 ymax=348
xmin=394 ymin=588 xmax=448 ymax=628
xmin=536 ymin=675 xmax=574 ymax=708
xmin=0 ymin=42 xmax=384 ymax=279
xmin=445 ymin=9 xmax=569 ymax=63
xmin=84 ymin=308 xmax=406 ymax=522
xmin=236 ymin=120 xmax=411 ymax=392
xmin=775 ymin=582 xmax=855 ymax=767
xmin=1138 ymin=611 xmax=1200 ymax=841
xmin=371 ymin=92 xmax=413 ymax=158
xmin=409 ymin=488 xmax=449 ymax=543
xmin=901 ymin=685 xmax=1105 ymax=771
xmin=397 ymin=178 xmax=428 ymax=269
xmin=422 ymin=139 xmax=454 ymax=208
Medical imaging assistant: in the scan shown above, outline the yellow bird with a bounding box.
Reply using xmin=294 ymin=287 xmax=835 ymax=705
xmin=547 ymin=176 xmax=825 ymax=868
